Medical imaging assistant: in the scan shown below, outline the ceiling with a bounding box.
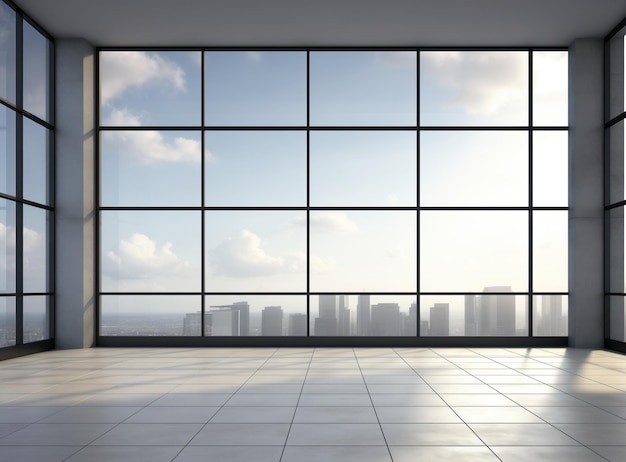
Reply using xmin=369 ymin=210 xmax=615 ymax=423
xmin=12 ymin=0 xmax=626 ymax=47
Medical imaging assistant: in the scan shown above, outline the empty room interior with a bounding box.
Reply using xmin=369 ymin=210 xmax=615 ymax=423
xmin=3 ymin=0 xmax=626 ymax=460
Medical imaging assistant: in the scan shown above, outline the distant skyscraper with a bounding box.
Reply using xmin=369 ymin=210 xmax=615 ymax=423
xmin=357 ymin=295 xmax=371 ymax=336
xmin=288 ymin=313 xmax=307 ymax=336
xmin=465 ymin=295 xmax=477 ymax=336
xmin=371 ymin=303 xmax=401 ymax=336
xmin=429 ymin=303 xmax=450 ymax=336
xmin=207 ymin=301 xmax=250 ymax=336
xmin=337 ymin=295 xmax=350 ymax=336
xmin=476 ymin=286 xmax=515 ymax=336
xmin=206 ymin=308 xmax=240 ymax=336
xmin=315 ymin=295 xmax=337 ymax=335
xmin=537 ymin=295 xmax=564 ymax=336
xmin=261 ymin=306 xmax=283 ymax=336
xmin=182 ymin=312 xmax=201 ymax=336
xmin=405 ymin=302 xmax=418 ymax=336
xmin=420 ymin=320 xmax=429 ymax=336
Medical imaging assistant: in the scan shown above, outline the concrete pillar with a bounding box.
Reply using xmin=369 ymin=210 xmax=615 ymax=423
xmin=568 ymin=39 xmax=604 ymax=348
xmin=55 ymin=39 xmax=95 ymax=348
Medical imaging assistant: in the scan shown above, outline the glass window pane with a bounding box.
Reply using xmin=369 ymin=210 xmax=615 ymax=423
xmin=0 ymin=2 xmax=16 ymax=104
xmin=421 ymin=51 xmax=528 ymax=126
xmin=0 ymin=296 xmax=15 ymax=347
xmin=100 ymin=130 xmax=201 ymax=207
xmin=205 ymin=211 xmax=306 ymax=292
xmin=311 ymin=131 xmax=417 ymax=206
xmin=310 ymin=295 xmax=416 ymax=336
xmin=533 ymin=131 xmax=568 ymax=207
xmin=533 ymin=211 xmax=567 ymax=292
xmin=23 ymin=205 xmax=49 ymax=293
xmin=205 ymin=295 xmax=306 ymax=336
xmin=0 ymin=105 xmax=16 ymax=197
xmin=310 ymin=51 xmax=417 ymax=126
xmin=0 ymin=199 xmax=16 ymax=294
xmin=23 ymin=118 xmax=51 ymax=205
xmin=23 ymin=20 xmax=49 ymax=121
xmin=420 ymin=211 xmax=528 ymax=292
xmin=205 ymin=51 xmax=306 ymax=126
xmin=609 ymin=206 xmax=625 ymax=294
xmin=420 ymin=294 xmax=528 ymax=336
xmin=608 ymin=32 xmax=625 ymax=121
xmin=100 ymin=295 xmax=201 ymax=336
xmin=608 ymin=121 xmax=625 ymax=205
xmin=420 ymin=131 xmax=527 ymax=207
xmin=205 ymin=131 xmax=306 ymax=207
xmin=533 ymin=295 xmax=567 ymax=336
xmin=610 ymin=296 xmax=626 ymax=342
xmin=23 ymin=295 xmax=49 ymax=342
xmin=101 ymin=51 xmax=201 ymax=126
xmin=533 ymin=51 xmax=568 ymax=126
xmin=310 ymin=211 xmax=417 ymax=292
xmin=100 ymin=211 xmax=201 ymax=292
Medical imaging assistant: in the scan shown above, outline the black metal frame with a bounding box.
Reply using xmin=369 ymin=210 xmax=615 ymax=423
xmin=0 ymin=0 xmax=55 ymax=361
xmin=96 ymin=46 xmax=569 ymax=347
xmin=604 ymin=18 xmax=626 ymax=354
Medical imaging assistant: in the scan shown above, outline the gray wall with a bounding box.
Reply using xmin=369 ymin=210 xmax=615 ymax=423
xmin=568 ymin=38 xmax=605 ymax=348
xmin=54 ymin=39 xmax=96 ymax=349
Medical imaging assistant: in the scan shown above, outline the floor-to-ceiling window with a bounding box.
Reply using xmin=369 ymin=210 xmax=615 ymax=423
xmin=0 ymin=0 xmax=54 ymax=359
xmin=606 ymin=20 xmax=626 ymax=352
xmin=98 ymin=48 xmax=567 ymax=346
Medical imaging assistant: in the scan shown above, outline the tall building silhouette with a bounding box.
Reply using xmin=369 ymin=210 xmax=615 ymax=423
xmin=315 ymin=295 xmax=337 ymax=335
xmin=337 ymin=295 xmax=350 ymax=336
xmin=261 ymin=306 xmax=283 ymax=336
xmin=430 ymin=303 xmax=450 ymax=336
xmin=536 ymin=295 xmax=565 ymax=336
xmin=371 ymin=303 xmax=401 ymax=336
xmin=357 ymin=295 xmax=371 ymax=336
xmin=182 ymin=312 xmax=201 ymax=336
xmin=207 ymin=302 xmax=250 ymax=336
xmin=465 ymin=294 xmax=477 ymax=336
xmin=288 ymin=313 xmax=307 ymax=336
xmin=403 ymin=302 xmax=418 ymax=336
xmin=476 ymin=286 xmax=515 ymax=336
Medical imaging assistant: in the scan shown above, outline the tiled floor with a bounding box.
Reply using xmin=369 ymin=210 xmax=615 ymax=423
xmin=0 ymin=348 xmax=626 ymax=461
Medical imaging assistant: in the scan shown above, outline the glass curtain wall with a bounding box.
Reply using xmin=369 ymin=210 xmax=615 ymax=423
xmin=98 ymin=48 xmax=567 ymax=344
xmin=0 ymin=0 xmax=54 ymax=357
xmin=606 ymin=21 xmax=626 ymax=351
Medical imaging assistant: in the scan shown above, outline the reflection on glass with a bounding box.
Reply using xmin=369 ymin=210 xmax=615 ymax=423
xmin=23 ymin=20 xmax=49 ymax=121
xmin=100 ymin=211 xmax=201 ymax=292
xmin=23 ymin=295 xmax=49 ymax=342
xmin=0 ymin=199 xmax=16 ymax=293
xmin=205 ymin=211 xmax=306 ymax=292
xmin=310 ymin=295 xmax=416 ymax=336
xmin=0 ymin=297 xmax=16 ymax=347
xmin=0 ymin=2 xmax=16 ymax=104
xmin=420 ymin=131 xmax=527 ymax=206
xmin=609 ymin=207 xmax=625 ymax=294
xmin=420 ymin=294 xmax=528 ymax=336
xmin=533 ymin=295 xmax=567 ymax=336
xmin=23 ymin=118 xmax=50 ymax=205
xmin=205 ymin=131 xmax=306 ymax=206
xmin=205 ymin=295 xmax=306 ymax=336
xmin=23 ymin=205 xmax=48 ymax=293
xmin=420 ymin=211 xmax=528 ymax=292
xmin=101 ymin=51 xmax=201 ymax=126
xmin=608 ymin=121 xmax=625 ymax=205
xmin=100 ymin=130 xmax=201 ymax=207
xmin=0 ymin=106 xmax=16 ymax=197
xmin=310 ymin=131 xmax=416 ymax=206
xmin=310 ymin=211 xmax=417 ymax=292
xmin=100 ymin=295 xmax=201 ymax=336
xmin=310 ymin=51 xmax=417 ymax=126
xmin=533 ymin=51 xmax=568 ymax=126
xmin=533 ymin=131 xmax=568 ymax=207
xmin=610 ymin=296 xmax=626 ymax=342
xmin=533 ymin=211 xmax=567 ymax=292
xmin=205 ymin=51 xmax=306 ymax=126
xmin=421 ymin=51 xmax=528 ymax=126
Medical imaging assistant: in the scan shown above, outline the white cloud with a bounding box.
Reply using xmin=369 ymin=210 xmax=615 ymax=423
xmin=291 ymin=212 xmax=359 ymax=234
xmin=100 ymin=51 xmax=186 ymax=104
xmin=104 ymin=108 xmax=202 ymax=164
xmin=310 ymin=255 xmax=335 ymax=274
xmin=209 ymin=229 xmax=305 ymax=277
xmin=422 ymin=51 xmax=527 ymax=116
xmin=104 ymin=233 xmax=190 ymax=279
